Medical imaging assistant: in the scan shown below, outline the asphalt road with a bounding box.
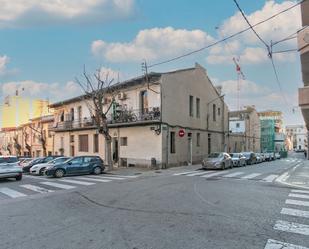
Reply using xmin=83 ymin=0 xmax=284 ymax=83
xmin=0 ymin=155 xmax=309 ymax=249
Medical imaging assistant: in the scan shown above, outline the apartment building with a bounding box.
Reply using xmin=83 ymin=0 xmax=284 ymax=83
xmin=228 ymin=106 xmax=261 ymax=152
xmin=49 ymin=63 xmax=229 ymax=168
xmin=286 ymin=124 xmax=308 ymax=151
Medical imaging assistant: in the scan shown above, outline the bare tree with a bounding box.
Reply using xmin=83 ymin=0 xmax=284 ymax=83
xmin=30 ymin=120 xmax=47 ymax=157
xmin=76 ymin=67 xmax=118 ymax=171
xmin=22 ymin=127 xmax=32 ymax=156
xmin=13 ymin=135 xmax=22 ymax=156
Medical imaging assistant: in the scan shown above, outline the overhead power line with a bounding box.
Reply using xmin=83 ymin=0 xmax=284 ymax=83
xmin=148 ymin=0 xmax=305 ymax=68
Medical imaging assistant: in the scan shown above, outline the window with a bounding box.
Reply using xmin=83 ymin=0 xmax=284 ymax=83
xmin=197 ymin=133 xmax=200 ymax=147
xmin=213 ymin=104 xmax=216 ymax=121
xmin=196 ymin=98 xmax=200 ymax=118
xmin=236 ymin=123 xmax=240 ymax=128
xmin=78 ymin=134 xmax=89 ymax=152
xmin=70 ymin=157 xmax=83 ymax=164
xmin=120 ymin=137 xmax=128 ymax=146
xmin=189 ymin=95 xmax=194 ymax=117
xmin=170 ymin=132 xmax=176 ymax=154
xmin=140 ymin=90 xmax=148 ymax=114
xmin=218 ymin=107 xmax=221 ymax=116
xmin=70 ymin=135 xmax=75 ymax=143
xmin=93 ymin=134 xmax=99 ymax=153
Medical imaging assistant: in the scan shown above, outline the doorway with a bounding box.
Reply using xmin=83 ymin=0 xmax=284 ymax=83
xmin=112 ymin=137 xmax=119 ymax=166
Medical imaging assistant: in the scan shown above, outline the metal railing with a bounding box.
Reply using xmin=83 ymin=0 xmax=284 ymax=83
xmin=52 ymin=107 xmax=161 ymax=131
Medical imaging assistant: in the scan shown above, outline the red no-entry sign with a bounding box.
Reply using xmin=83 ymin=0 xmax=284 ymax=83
xmin=179 ymin=129 xmax=185 ymax=137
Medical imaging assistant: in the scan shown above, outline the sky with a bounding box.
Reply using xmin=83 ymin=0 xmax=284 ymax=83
xmin=0 ymin=0 xmax=305 ymax=126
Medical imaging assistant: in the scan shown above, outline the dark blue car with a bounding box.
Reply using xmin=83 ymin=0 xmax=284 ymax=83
xmin=45 ymin=156 xmax=104 ymax=178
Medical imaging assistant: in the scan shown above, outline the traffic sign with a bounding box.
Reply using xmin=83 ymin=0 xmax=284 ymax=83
xmin=179 ymin=129 xmax=185 ymax=137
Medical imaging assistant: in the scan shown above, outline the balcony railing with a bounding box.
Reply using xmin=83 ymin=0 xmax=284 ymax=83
xmin=52 ymin=107 xmax=161 ymax=131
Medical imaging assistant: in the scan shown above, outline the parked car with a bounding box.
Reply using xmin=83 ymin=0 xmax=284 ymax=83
xmin=229 ymin=153 xmax=246 ymax=167
xmin=23 ymin=156 xmax=60 ymax=173
xmin=243 ymin=152 xmax=257 ymax=165
xmin=0 ymin=156 xmax=23 ymax=181
xmin=270 ymin=153 xmax=275 ymax=161
xmin=202 ymin=152 xmax=232 ymax=170
xmin=260 ymin=153 xmax=266 ymax=162
xmin=30 ymin=157 xmax=71 ymax=175
xmin=45 ymin=156 xmax=105 ymax=178
xmin=264 ymin=153 xmax=271 ymax=161
xmin=256 ymin=153 xmax=263 ymax=163
xmin=19 ymin=158 xmax=33 ymax=167
xmin=275 ymin=153 xmax=281 ymax=159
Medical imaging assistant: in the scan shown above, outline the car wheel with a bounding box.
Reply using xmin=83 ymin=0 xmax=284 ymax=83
xmin=93 ymin=166 xmax=102 ymax=175
xmin=15 ymin=174 xmax=22 ymax=181
xmin=39 ymin=168 xmax=45 ymax=176
xmin=54 ymin=169 xmax=65 ymax=178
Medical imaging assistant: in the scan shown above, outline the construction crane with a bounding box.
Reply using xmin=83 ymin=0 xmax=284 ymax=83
xmin=232 ymin=57 xmax=245 ymax=110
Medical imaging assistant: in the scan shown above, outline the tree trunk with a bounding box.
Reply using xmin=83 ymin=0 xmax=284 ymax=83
xmin=105 ymin=137 xmax=113 ymax=171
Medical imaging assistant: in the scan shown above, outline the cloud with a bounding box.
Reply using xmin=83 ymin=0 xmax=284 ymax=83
xmin=0 ymin=0 xmax=135 ymax=28
xmin=91 ymin=27 xmax=214 ymax=62
xmin=0 ymin=55 xmax=9 ymax=74
xmin=207 ymin=0 xmax=301 ymax=65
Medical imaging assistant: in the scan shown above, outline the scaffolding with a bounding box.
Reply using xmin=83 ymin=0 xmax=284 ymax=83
xmin=260 ymin=119 xmax=275 ymax=152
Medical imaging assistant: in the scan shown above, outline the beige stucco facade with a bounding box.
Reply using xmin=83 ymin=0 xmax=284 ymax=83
xmin=50 ymin=64 xmax=229 ymax=168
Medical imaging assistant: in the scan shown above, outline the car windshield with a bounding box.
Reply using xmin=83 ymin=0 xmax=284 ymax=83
xmin=0 ymin=157 xmax=18 ymax=164
xmin=50 ymin=157 xmax=70 ymax=164
xmin=229 ymin=153 xmax=239 ymax=158
xmin=208 ymin=153 xmax=222 ymax=158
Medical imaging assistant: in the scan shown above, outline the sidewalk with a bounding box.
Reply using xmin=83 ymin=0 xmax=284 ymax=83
xmin=276 ymin=159 xmax=309 ymax=190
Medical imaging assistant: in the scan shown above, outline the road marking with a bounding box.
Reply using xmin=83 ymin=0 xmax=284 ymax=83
xmin=289 ymin=193 xmax=309 ymax=200
xmin=261 ymin=174 xmax=278 ymax=182
xmin=200 ymin=171 xmax=228 ymax=178
xmin=87 ymin=175 xmax=125 ymax=180
xmin=173 ymin=171 xmax=198 ymax=176
xmin=241 ymin=173 xmax=262 ymax=179
xmin=281 ymin=208 xmax=309 ymax=219
xmin=40 ymin=181 xmax=76 ymax=190
xmin=20 ymin=184 xmax=54 ymax=193
xmin=58 ymin=179 xmax=95 ymax=186
xmin=75 ymin=177 xmax=111 ymax=183
xmin=224 ymin=172 xmax=244 ymax=178
xmin=186 ymin=171 xmax=211 ymax=176
xmin=105 ymin=174 xmax=139 ymax=178
xmin=292 ymin=189 xmax=309 ymax=195
xmin=286 ymin=199 xmax=309 ymax=207
xmin=264 ymin=239 xmax=309 ymax=249
xmin=0 ymin=187 xmax=27 ymax=198
xmin=274 ymin=220 xmax=309 ymax=236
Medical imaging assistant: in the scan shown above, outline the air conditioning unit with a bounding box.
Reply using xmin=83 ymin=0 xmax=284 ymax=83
xmin=118 ymin=92 xmax=127 ymax=100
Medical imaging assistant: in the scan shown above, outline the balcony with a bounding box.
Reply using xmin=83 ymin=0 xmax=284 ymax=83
xmin=52 ymin=107 xmax=161 ymax=131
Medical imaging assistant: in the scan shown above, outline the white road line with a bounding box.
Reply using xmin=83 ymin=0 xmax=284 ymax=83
xmin=186 ymin=171 xmax=211 ymax=176
xmin=241 ymin=173 xmax=262 ymax=179
xmin=289 ymin=193 xmax=309 ymax=200
xmin=173 ymin=171 xmax=198 ymax=176
xmin=58 ymin=179 xmax=95 ymax=186
xmin=106 ymin=175 xmax=139 ymax=178
xmin=281 ymin=208 xmax=309 ymax=219
xmin=261 ymin=174 xmax=278 ymax=182
xmin=292 ymin=190 xmax=309 ymax=195
xmin=75 ymin=177 xmax=111 ymax=183
xmin=264 ymin=239 xmax=309 ymax=249
xmin=0 ymin=187 xmax=27 ymax=198
xmin=274 ymin=220 xmax=309 ymax=236
xmin=224 ymin=172 xmax=244 ymax=178
xmin=86 ymin=175 xmax=125 ymax=180
xmin=40 ymin=181 xmax=76 ymax=190
xmin=200 ymin=171 xmax=228 ymax=178
xmin=20 ymin=184 xmax=54 ymax=193
xmin=286 ymin=199 xmax=309 ymax=207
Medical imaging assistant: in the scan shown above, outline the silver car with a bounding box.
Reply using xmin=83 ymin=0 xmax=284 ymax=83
xmin=229 ymin=153 xmax=246 ymax=167
xmin=202 ymin=152 xmax=232 ymax=170
xmin=0 ymin=156 xmax=23 ymax=181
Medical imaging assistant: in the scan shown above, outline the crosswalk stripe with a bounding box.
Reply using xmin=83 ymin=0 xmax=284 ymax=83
xmin=20 ymin=184 xmax=54 ymax=193
xmin=241 ymin=173 xmax=262 ymax=179
xmin=261 ymin=174 xmax=278 ymax=182
xmin=86 ymin=175 xmax=125 ymax=180
xmin=0 ymin=187 xmax=27 ymax=198
xmin=40 ymin=181 xmax=76 ymax=190
xmin=224 ymin=172 xmax=244 ymax=178
xmin=286 ymin=199 xmax=309 ymax=207
xmin=289 ymin=193 xmax=309 ymax=200
xmin=274 ymin=220 xmax=309 ymax=236
xmin=106 ymin=174 xmax=139 ymax=178
xmin=173 ymin=171 xmax=198 ymax=176
xmin=281 ymin=208 xmax=309 ymax=219
xmin=186 ymin=171 xmax=211 ymax=176
xmin=75 ymin=177 xmax=111 ymax=183
xmin=292 ymin=190 xmax=309 ymax=195
xmin=264 ymin=239 xmax=309 ymax=249
xmin=200 ymin=171 xmax=227 ymax=178
xmin=58 ymin=179 xmax=95 ymax=186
